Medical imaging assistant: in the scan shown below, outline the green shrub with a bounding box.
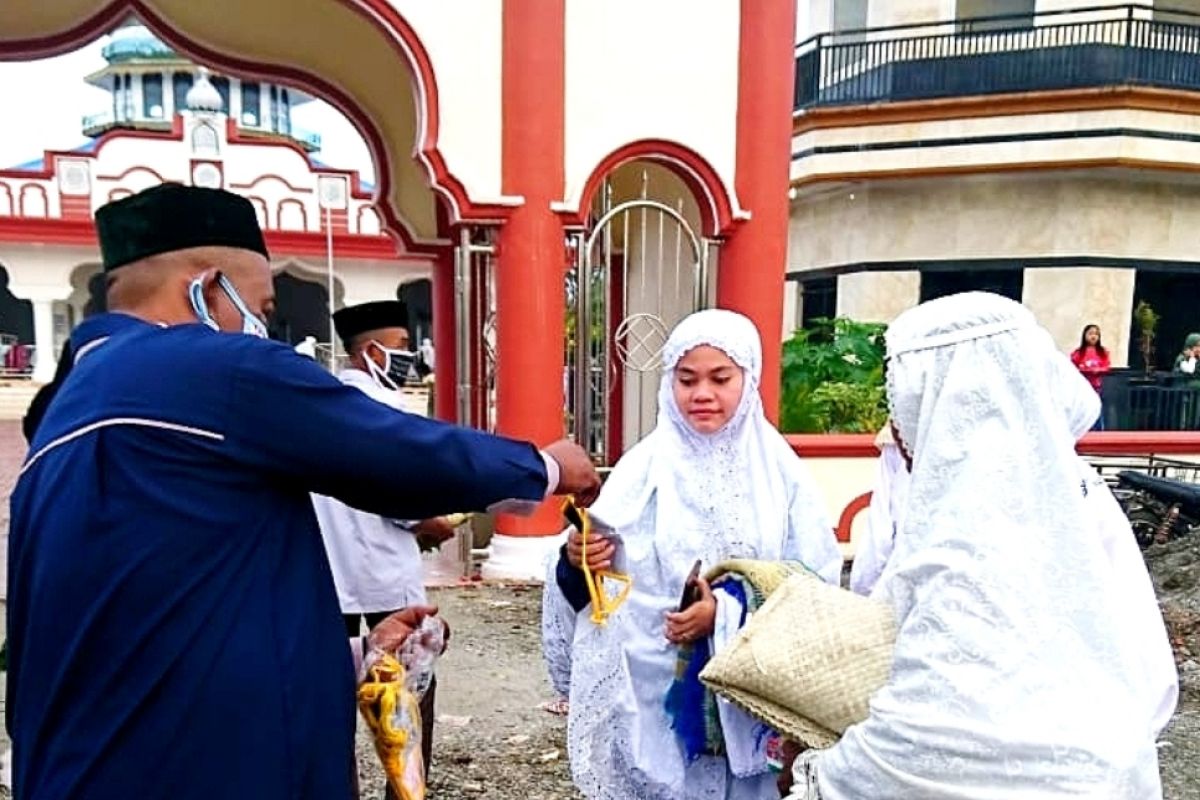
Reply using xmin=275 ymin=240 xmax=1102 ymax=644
xmin=780 ymin=317 xmax=888 ymax=434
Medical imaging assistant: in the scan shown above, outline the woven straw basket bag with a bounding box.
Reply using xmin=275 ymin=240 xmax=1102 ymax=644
xmin=699 ymin=572 xmax=897 ymax=749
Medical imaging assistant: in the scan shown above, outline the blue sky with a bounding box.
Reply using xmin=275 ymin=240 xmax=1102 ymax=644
xmin=0 ymin=37 xmax=376 ymax=182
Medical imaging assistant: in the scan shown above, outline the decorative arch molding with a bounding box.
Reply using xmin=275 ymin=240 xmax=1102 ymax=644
xmin=19 ymin=184 xmax=50 ymax=217
xmin=0 ymin=0 xmax=511 ymax=254
xmin=557 ymin=139 xmax=745 ymax=238
xmin=271 ymin=258 xmax=345 ymax=297
xmin=276 ymin=198 xmax=309 ymax=232
xmin=96 ymin=165 xmax=169 ymax=185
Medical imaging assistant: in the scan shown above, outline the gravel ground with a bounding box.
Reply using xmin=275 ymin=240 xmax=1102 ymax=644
xmin=1146 ymin=535 xmax=1200 ymax=800
xmin=354 ymin=584 xmax=581 ymax=800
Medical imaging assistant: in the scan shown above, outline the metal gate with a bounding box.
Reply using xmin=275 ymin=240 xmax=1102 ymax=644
xmin=454 ymin=226 xmax=497 ymax=432
xmin=567 ymin=187 xmax=714 ymax=464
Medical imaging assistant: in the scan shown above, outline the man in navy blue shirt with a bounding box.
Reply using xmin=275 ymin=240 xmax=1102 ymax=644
xmin=7 ymin=184 xmax=600 ymax=800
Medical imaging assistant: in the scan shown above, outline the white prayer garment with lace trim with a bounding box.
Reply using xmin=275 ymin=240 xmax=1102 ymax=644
xmin=795 ymin=292 xmax=1174 ymax=800
xmin=545 ymin=309 xmax=842 ymax=800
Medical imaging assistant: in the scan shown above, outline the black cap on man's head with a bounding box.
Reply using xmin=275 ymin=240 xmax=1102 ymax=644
xmin=332 ymin=301 xmax=408 ymax=347
xmin=95 ymin=183 xmax=269 ymax=271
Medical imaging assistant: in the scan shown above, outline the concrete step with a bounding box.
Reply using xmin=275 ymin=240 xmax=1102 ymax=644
xmin=0 ymin=383 xmax=38 ymax=422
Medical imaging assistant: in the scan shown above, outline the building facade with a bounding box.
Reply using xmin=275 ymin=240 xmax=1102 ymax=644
xmin=0 ymin=22 xmax=433 ymax=384
xmin=788 ymin=0 xmax=1200 ymax=371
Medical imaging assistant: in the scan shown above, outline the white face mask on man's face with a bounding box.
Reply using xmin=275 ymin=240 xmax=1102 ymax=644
xmin=363 ymin=341 xmax=414 ymax=389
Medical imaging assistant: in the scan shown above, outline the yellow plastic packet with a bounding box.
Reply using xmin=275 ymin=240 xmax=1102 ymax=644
xmin=357 ymin=654 xmax=425 ymax=800
xmin=562 ymin=497 xmax=632 ymax=625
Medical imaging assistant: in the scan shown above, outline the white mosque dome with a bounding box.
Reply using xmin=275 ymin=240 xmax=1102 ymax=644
xmin=186 ymin=69 xmax=224 ymax=113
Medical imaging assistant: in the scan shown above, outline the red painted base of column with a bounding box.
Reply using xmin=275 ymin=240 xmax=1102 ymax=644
xmin=432 ymin=249 xmax=457 ymax=422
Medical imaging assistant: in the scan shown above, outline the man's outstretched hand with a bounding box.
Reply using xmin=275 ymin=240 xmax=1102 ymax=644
xmin=544 ymin=439 xmax=601 ymax=506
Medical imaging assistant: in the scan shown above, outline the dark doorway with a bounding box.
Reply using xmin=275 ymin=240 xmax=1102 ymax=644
xmin=0 ymin=266 xmax=34 ymax=342
xmin=1129 ymin=270 xmax=1200 ymax=371
xmin=799 ymin=277 xmax=838 ymax=328
xmin=920 ymin=268 xmax=1024 ymax=304
xmin=397 ymin=279 xmax=432 ymax=343
xmin=270 ymin=272 xmax=330 ymax=345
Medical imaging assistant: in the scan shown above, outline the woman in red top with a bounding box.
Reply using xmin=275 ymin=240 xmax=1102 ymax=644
xmin=1071 ymin=324 xmax=1110 ymax=430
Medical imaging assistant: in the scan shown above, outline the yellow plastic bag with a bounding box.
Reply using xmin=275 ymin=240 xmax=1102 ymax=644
xmin=357 ymin=654 xmax=425 ymax=800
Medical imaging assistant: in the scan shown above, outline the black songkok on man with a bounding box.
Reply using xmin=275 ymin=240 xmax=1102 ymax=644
xmin=95 ymin=182 xmax=269 ymax=272
xmin=332 ymin=301 xmax=408 ymax=349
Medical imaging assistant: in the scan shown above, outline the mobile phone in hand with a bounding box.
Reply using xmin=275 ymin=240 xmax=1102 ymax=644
xmin=677 ymin=560 xmax=703 ymax=612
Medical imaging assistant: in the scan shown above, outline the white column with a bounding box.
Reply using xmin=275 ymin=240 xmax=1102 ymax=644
xmin=31 ymin=298 xmax=56 ymax=383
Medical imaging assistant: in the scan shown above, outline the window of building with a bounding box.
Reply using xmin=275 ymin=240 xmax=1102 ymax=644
xmin=111 ymin=74 xmax=122 ymax=121
xmin=123 ymin=74 xmax=134 ymax=120
xmin=280 ymin=89 xmax=291 ymax=134
xmin=142 ymin=73 xmax=164 ymax=118
xmin=956 ymin=0 xmax=1034 ymax=32
xmin=919 ymin=267 xmax=1024 ymax=304
xmin=212 ymin=76 xmax=231 ymax=114
xmin=269 ymin=86 xmax=280 ymax=132
xmin=800 ymin=277 xmax=839 ymax=329
xmin=172 ymin=72 xmax=193 ymax=114
xmin=241 ymin=81 xmax=261 ymax=126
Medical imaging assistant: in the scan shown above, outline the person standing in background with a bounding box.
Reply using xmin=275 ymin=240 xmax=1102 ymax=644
xmin=311 ymin=300 xmax=458 ymax=792
xmin=1070 ymin=323 xmax=1110 ymax=430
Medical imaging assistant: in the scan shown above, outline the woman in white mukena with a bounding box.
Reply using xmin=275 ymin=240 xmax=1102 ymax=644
xmin=786 ymin=292 xmax=1177 ymax=799
xmin=543 ymin=309 xmax=842 ymax=800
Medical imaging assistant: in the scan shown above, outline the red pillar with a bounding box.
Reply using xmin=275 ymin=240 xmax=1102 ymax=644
xmin=432 ymin=249 xmax=457 ymax=422
xmin=716 ymin=0 xmax=798 ymax=423
xmin=494 ymin=0 xmax=566 ymax=536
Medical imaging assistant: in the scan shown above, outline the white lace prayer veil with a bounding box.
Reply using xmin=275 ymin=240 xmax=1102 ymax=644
xmin=812 ymin=292 xmax=1165 ymax=798
xmin=590 ymin=308 xmax=838 ymax=581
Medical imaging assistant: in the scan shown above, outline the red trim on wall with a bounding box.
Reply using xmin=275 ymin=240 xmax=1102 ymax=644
xmin=0 ymin=215 xmax=400 ymax=258
xmin=786 ymin=432 xmax=1200 ymax=459
xmin=0 ymin=0 xmax=503 ymax=252
xmin=60 ymin=196 xmax=92 ymax=220
xmin=560 ymin=139 xmax=741 ymax=237
xmin=835 ymin=491 xmax=873 ymax=543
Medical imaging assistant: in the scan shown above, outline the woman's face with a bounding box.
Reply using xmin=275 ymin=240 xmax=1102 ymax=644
xmin=672 ymin=345 xmax=745 ymax=434
xmin=1085 ymin=326 xmax=1101 ymax=346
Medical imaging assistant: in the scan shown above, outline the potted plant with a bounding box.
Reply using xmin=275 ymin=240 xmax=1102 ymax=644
xmin=1133 ymin=300 xmax=1160 ymax=378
